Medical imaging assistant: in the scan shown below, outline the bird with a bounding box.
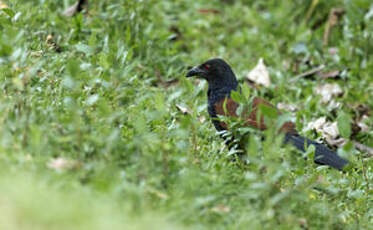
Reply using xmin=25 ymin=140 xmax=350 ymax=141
xmin=186 ymin=58 xmax=348 ymax=170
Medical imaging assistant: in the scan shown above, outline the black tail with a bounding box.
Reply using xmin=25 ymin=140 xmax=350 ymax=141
xmin=284 ymin=133 xmax=348 ymax=170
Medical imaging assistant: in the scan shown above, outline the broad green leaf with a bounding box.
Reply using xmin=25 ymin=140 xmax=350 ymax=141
xmin=2 ymin=8 xmax=15 ymax=17
xmin=258 ymin=104 xmax=277 ymax=119
xmin=230 ymin=90 xmax=242 ymax=103
xmin=337 ymin=112 xmax=351 ymax=139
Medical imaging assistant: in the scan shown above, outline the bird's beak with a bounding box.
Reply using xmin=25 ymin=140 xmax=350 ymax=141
xmin=186 ymin=66 xmax=205 ymax=78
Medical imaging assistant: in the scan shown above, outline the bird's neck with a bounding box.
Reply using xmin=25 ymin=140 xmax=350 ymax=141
xmin=207 ymin=83 xmax=238 ymax=105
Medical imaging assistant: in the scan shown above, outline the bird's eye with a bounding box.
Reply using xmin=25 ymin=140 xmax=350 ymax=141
xmin=204 ymin=64 xmax=210 ymax=70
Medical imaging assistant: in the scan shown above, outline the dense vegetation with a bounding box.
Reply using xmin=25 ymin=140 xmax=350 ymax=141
xmin=0 ymin=0 xmax=372 ymax=229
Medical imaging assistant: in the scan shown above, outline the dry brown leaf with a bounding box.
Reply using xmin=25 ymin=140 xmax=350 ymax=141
xmin=247 ymin=58 xmax=270 ymax=87
xmin=319 ymin=70 xmax=340 ymax=79
xmin=198 ymin=9 xmax=220 ymax=14
xmin=314 ymin=83 xmax=343 ymax=103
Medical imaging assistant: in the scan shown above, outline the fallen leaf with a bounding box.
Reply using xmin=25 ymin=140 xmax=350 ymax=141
xmin=353 ymin=141 xmax=373 ymax=158
xmin=63 ymin=0 xmax=88 ymax=17
xmin=198 ymin=9 xmax=220 ymax=14
xmin=277 ymin=102 xmax=298 ymax=112
xmin=247 ymin=58 xmax=270 ymax=87
xmin=325 ymin=137 xmax=346 ymax=147
xmin=199 ymin=116 xmax=206 ymax=123
xmin=326 ymin=100 xmax=342 ymax=110
xmin=322 ymin=121 xmax=339 ymax=139
xmin=46 ymin=34 xmax=53 ymax=42
xmin=176 ymin=104 xmax=191 ymax=115
xmin=319 ymin=70 xmax=340 ymax=79
xmin=306 ymin=117 xmax=327 ymax=132
xmin=211 ymin=205 xmax=230 ymax=213
xmin=314 ymin=83 xmax=343 ymax=103
xmin=147 ymin=188 xmax=169 ymax=199
xmin=357 ymin=115 xmax=370 ymax=132
xmin=305 ymin=117 xmax=344 ymax=147
xmin=47 ymin=157 xmax=79 ymax=171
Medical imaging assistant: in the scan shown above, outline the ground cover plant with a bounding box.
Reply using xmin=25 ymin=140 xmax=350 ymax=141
xmin=0 ymin=0 xmax=372 ymax=229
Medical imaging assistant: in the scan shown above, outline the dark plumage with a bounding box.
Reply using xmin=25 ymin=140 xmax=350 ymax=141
xmin=186 ymin=58 xmax=348 ymax=170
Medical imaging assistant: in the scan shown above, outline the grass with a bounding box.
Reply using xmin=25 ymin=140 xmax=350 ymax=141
xmin=0 ymin=0 xmax=372 ymax=229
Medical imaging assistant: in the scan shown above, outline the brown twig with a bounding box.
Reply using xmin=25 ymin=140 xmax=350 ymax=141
xmin=290 ymin=65 xmax=325 ymax=82
xmin=353 ymin=141 xmax=373 ymax=158
xmin=323 ymin=8 xmax=345 ymax=46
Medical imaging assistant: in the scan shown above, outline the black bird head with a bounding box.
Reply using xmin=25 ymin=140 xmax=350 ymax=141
xmin=186 ymin=58 xmax=238 ymax=90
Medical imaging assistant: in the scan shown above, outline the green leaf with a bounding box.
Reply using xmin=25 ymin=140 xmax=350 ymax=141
xmin=276 ymin=113 xmax=293 ymax=131
xmin=258 ymin=104 xmax=277 ymax=119
xmin=241 ymin=83 xmax=251 ymax=99
xmin=2 ymin=8 xmax=15 ymax=17
xmin=230 ymin=90 xmax=242 ymax=103
xmin=337 ymin=112 xmax=351 ymax=139
xmin=66 ymin=59 xmax=80 ymax=77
